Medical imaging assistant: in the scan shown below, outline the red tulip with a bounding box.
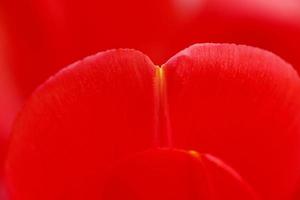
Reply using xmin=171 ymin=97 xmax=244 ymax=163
xmin=1 ymin=1 xmax=300 ymax=161
xmin=6 ymin=44 xmax=300 ymax=200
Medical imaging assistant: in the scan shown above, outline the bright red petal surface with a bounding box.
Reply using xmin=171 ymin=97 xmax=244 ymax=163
xmin=103 ymin=149 xmax=258 ymax=200
xmin=1 ymin=0 xmax=300 ymax=175
xmin=7 ymin=44 xmax=300 ymax=199
xmin=0 ymin=19 xmax=20 ymax=186
xmin=164 ymin=43 xmax=300 ymax=200
xmin=6 ymin=49 xmax=157 ymax=200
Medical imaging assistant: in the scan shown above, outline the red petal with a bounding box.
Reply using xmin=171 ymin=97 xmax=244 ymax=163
xmin=163 ymin=43 xmax=300 ymax=200
xmin=0 ymin=22 xmax=20 ymax=186
xmin=2 ymin=0 xmax=300 ymax=161
xmin=0 ymin=68 xmax=20 ymax=173
xmin=103 ymin=149 xmax=258 ymax=200
xmin=7 ymin=44 xmax=300 ymax=199
xmin=294 ymin=184 xmax=300 ymax=200
xmin=6 ymin=49 xmax=157 ymax=199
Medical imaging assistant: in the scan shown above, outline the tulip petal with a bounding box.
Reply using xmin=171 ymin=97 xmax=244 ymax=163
xmin=7 ymin=44 xmax=300 ymax=199
xmin=163 ymin=43 xmax=300 ymax=200
xmin=103 ymin=149 xmax=258 ymax=200
xmin=0 ymin=20 xmax=20 ymax=179
xmin=6 ymin=49 xmax=157 ymax=199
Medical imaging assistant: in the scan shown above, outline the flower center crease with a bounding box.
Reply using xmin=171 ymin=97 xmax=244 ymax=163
xmin=154 ymin=66 xmax=172 ymax=148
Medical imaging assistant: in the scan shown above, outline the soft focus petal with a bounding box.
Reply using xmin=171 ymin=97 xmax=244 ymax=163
xmin=1 ymin=0 xmax=300 ymax=164
xmin=294 ymin=183 xmax=300 ymax=200
xmin=0 ymin=16 xmax=20 ymax=198
xmin=6 ymin=49 xmax=157 ymax=200
xmin=164 ymin=43 xmax=300 ymax=200
xmin=103 ymin=149 xmax=258 ymax=200
xmin=6 ymin=44 xmax=300 ymax=199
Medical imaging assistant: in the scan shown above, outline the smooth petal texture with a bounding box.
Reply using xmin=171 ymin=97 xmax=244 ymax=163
xmin=1 ymin=0 xmax=300 ymax=98
xmin=1 ymin=0 xmax=300 ymax=166
xmin=6 ymin=49 xmax=157 ymax=200
xmin=0 ymin=18 xmax=20 ymax=199
xmin=7 ymin=44 xmax=300 ymax=199
xmin=0 ymin=49 xmax=20 ymax=162
xmin=103 ymin=149 xmax=258 ymax=200
xmin=164 ymin=44 xmax=300 ymax=200
xmin=295 ymin=185 xmax=300 ymax=200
